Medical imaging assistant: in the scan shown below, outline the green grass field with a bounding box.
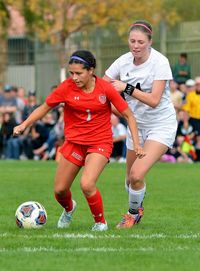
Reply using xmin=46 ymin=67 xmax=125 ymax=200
xmin=0 ymin=161 xmax=200 ymax=271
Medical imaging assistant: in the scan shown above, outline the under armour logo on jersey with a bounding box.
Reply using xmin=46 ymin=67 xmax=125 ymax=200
xmin=98 ymin=148 xmax=104 ymax=152
xmin=74 ymin=96 xmax=80 ymax=100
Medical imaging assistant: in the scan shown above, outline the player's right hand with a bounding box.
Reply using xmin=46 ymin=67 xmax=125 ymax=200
xmin=134 ymin=145 xmax=146 ymax=159
xmin=110 ymin=79 xmax=126 ymax=93
xmin=13 ymin=124 xmax=26 ymax=136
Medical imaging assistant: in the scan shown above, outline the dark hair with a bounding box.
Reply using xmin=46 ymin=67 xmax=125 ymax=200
xmin=129 ymin=20 xmax=152 ymax=40
xmin=69 ymin=50 xmax=96 ymax=70
xmin=180 ymin=53 xmax=187 ymax=59
xmin=51 ymin=85 xmax=58 ymax=91
xmin=28 ymin=90 xmax=36 ymax=97
xmin=11 ymin=86 xmax=18 ymax=93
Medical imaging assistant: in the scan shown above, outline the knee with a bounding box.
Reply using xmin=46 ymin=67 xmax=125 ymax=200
xmin=129 ymin=169 xmax=144 ymax=189
xmin=80 ymin=178 xmax=95 ymax=196
xmin=54 ymin=188 xmax=65 ymax=197
xmin=54 ymin=182 xmax=67 ymax=196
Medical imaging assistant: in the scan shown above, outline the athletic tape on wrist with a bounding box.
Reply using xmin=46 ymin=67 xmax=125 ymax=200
xmin=123 ymin=84 xmax=135 ymax=96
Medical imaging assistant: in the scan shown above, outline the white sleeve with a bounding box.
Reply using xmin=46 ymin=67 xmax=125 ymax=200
xmin=154 ymin=60 xmax=173 ymax=80
xmin=105 ymin=58 xmax=121 ymax=79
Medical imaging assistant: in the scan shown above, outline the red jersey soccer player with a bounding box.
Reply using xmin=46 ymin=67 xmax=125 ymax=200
xmin=13 ymin=50 xmax=145 ymax=231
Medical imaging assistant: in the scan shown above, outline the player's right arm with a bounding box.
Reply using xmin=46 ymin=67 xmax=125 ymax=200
xmin=13 ymin=102 xmax=51 ymax=136
xmin=121 ymin=107 xmax=145 ymax=159
xmin=105 ymin=81 xmax=145 ymax=159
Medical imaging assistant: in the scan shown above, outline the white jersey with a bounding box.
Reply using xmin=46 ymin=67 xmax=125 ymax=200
xmin=105 ymin=48 xmax=176 ymax=128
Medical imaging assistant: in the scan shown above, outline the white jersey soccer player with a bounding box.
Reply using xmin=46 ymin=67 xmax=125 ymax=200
xmin=104 ymin=20 xmax=178 ymax=229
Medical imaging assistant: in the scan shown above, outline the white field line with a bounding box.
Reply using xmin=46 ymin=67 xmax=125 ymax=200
xmin=0 ymin=246 xmax=195 ymax=253
xmin=1 ymin=232 xmax=200 ymax=239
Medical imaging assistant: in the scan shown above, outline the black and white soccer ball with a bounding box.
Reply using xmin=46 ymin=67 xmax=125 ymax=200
xmin=15 ymin=201 xmax=47 ymax=229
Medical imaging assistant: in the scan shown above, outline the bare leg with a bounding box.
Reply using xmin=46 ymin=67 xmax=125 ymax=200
xmin=54 ymin=154 xmax=80 ymax=195
xmin=129 ymin=140 xmax=168 ymax=190
xmin=80 ymin=152 xmax=108 ymax=196
xmin=55 ymin=154 xmax=81 ymax=228
xmin=117 ymin=140 xmax=168 ymax=229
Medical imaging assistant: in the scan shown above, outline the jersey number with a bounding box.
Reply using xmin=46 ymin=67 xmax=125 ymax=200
xmin=86 ymin=109 xmax=91 ymax=121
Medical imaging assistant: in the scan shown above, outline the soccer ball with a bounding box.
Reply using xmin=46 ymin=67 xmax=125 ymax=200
xmin=15 ymin=201 xmax=47 ymax=229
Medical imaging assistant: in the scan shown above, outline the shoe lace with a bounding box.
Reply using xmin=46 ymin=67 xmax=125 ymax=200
xmin=61 ymin=211 xmax=72 ymax=223
xmin=120 ymin=214 xmax=134 ymax=225
xmin=93 ymin=223 xmax=102 ymax=230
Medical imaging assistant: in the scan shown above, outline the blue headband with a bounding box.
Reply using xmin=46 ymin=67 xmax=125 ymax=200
xmin=70 ymin=56 xmax=89 ymax=65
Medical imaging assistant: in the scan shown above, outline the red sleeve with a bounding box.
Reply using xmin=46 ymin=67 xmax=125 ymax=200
xmin=101 ymin=79 xmax=128 ymax=112
xmin=45 ymin=80 xmax=68 ymax=107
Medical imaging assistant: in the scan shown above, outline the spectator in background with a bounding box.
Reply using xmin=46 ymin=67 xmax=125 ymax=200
xmin=0 ymin=87 xmax=3 ymax=102
xmin=10 ymin=86 xmax=26 ymax=123
xmin=0 ymin=85 xmax=17 ymax=115
xmin=163 ymin=138 xmax=196 ymax=164
xmin=22 ymin=91 xmax=40 ymax=121
xmin=160 ymin=110 xmax=196 ymax=164
xmin=182 ymin=76 xmax=200 ymax=161
xmin=0 ymin=113 xmax=4 ymax=157
xmin=176 ymin=110 xmax=196 ymax=162
xmin=179 ymin=79 xmax=196 ymax=101
xmin=18 ymin=87 xmax=28 ymax=105
xmin=110 ymin=113 xmax=127 ymax=162
xmin=33 ymin=106 xmax=64 ymax=160
xmin=176 ymin=110 xmax=195 ymax=139
xmin=33 ymin=111 xmax=57 ymax=160
xmin=172 ymin=53 xmax=191 ymax=92
xmin=169 ymin=80 xmax=183 ymax=113
xmin=0 ymin=112 xmax=21 ymax=159
xmin=185 ymin=79 xmax=196 ymax=94
xmin=49 ymin=85 xmax=60 ymax=122
xmin=21 ymin=118 xmax=49 ymax=160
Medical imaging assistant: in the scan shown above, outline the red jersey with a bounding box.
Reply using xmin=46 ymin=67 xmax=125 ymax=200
xmin=46 ymin=76 xmax=128 ymax=145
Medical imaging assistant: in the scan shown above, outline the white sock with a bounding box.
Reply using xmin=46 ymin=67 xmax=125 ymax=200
xmin=125 ymin=179 xmax=129 ymax=193
xmin=128 ymin=184 xmax=146 ymax=212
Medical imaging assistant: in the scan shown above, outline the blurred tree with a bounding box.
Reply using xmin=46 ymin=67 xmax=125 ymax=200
xmin=20 ymin=0 xmax=119 ymax=45
xmin=17 ymin=0 xmax=179 ymax=44
xmin=0 ymin=0 xmax=11 ymax=87
xmin=1 ymin=0 xmax=200 ymax=79
xmin=2 ymin=0 xmax=200 ymax=48
xmin=14 ymin=0 xmax=180 ymax=67
xmin=164 ymin=0 xmax=200 ymax=22
xmin=18 ymin=0 xmax=123 ymax=68
xmin=0 ymin=1 xmax=14 ymax=37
